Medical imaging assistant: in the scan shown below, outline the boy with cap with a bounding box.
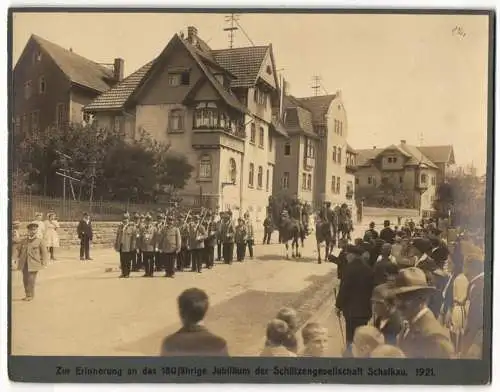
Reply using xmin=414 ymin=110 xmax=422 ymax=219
xmin=17 ymin=222 xmax=48 ymax=301
xmin=388 ymin=267 xmax=455 ymax=358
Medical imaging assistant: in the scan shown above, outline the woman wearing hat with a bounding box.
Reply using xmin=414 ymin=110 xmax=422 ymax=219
xmin=17 ymin=222 xmax=49 ymax=301
xmin=388 ymin=267 xmax=455 ymax=358
xmin=44 ymin=212 xmax=60 ymax=262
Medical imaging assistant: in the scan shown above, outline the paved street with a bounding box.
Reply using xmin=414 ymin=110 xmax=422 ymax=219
xmin=11 ymin=224 xmax=368 ymax=357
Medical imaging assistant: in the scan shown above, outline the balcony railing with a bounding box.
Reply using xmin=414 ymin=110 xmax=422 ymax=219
xmin=304 ymin=156 xmax=315 ymax=169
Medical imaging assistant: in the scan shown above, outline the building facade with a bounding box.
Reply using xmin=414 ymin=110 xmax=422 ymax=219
xmin=13 ymin=34 xmax=123 ymax=136
xmin=84 ymin=27 xmax=286 ymax=222
xmin=355 ymin=141 xmax=455 ymax=215
xmin=273 ymin=93 xmax=355 ymax=210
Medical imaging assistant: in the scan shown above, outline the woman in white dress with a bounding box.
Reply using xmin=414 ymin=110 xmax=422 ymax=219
xmin=44 ymin=212 xmax=60 ymax=261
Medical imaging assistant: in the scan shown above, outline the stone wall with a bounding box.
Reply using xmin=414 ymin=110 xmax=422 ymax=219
xmin=18 ymin=221 xmax=268 ymax=249
xmin=18 ymin=221 xmax=120 ymax=248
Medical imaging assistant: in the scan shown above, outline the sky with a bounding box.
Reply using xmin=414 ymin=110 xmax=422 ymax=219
xmin=12 ymin=11 xmax=491 ymax=174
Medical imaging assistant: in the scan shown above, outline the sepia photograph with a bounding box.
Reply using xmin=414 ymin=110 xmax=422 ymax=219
xmin=7 ymin=8 xmax=493 ymax=384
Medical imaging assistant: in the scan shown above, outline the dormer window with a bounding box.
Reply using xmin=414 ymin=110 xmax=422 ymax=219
xmin=266 ymin=65 xmax=272 ymax=75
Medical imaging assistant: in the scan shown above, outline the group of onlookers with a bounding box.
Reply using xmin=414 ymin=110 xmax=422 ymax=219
xmin=330 ymin=218 xmax=485 ymax=359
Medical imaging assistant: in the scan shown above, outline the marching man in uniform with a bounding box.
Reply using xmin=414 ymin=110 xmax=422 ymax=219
xmin=204 ymin=212 xmax=218 ymax=269
xmin=131 ymin=212 xmax=142 ymax=272
xmin=189 ymin=214 xmax=207 ymax=273
xmin=219 ymin=212 xmax=235 ymax=264
xmin=158 ymin=214 xmax=181 ymax=278
xmin=139 ymin=213 xmax=157 ymax=277
xmin=154 ymin=212 xmax=165 ymax=272
xmin=114 ymin=212 xmax=138 ymax=278
xmin=179 ymin=215 xmax=192 ymax=270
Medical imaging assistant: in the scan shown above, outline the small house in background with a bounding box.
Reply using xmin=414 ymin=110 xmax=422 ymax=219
xmin=13 ymin=34 xmax=124 ymax=136
xmin=355 ymin=141 xmax=455 ymax=216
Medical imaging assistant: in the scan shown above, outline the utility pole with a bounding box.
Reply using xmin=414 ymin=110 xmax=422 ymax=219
xmin=224 ymin=14 xmax=239 ymax=49
xmin=312 ymin=75 xmax=321 ymax=96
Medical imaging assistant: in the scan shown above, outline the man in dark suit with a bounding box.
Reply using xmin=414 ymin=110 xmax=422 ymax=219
xmin=370 ymin=283 xmax=403 ymax=345
xmin=335 ymin=245 xmax=375 ymax=348
xmin=160 ymin=288 xmax=229 ymax=356
xmin=410 ymin=238 xmax=448 ymax=318
xmin=76 ymin=212 xmax=93 ymax=261
xmin=388 ymin=267 xmax=455 ymax=359
xmin=380 ymin=220 xmax=395 ymax=244
xmin=429 ymin=231 xmax=449 ymax=269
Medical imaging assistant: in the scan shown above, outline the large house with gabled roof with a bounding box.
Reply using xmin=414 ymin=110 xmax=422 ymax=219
xmin=355 ymin=140 xmax=455 ymax=215
xmin=273 ymin=91 xmax=356 ymax=210
xmin=84 ymin=26 xmax=287 ymax=220
xmin=13 ymin=34 xmax=123 ymax=136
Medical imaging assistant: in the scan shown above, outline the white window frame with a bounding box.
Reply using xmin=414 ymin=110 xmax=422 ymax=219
xmin=168 ymin=109 xmax=185 ymax=132
xmin=249 ymin=163 xmax=255 ymax=187
xmin=258 ymin=127 xmax=264 ymax=148
xmin=250 ymin=123 xmax=256 ymax=144
xmin=199 ymin=154 xmax=212 ymax=179
xmin=257 ymin=166 xmax=263 ymax=189
xmin=282 ymin=172 xmax=290 ymax=189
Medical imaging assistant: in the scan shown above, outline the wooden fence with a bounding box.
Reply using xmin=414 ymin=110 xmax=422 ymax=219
xmin=12 ymin=193 xmax=219 ymax=222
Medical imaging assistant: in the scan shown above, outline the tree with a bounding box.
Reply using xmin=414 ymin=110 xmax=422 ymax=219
xmin=13 ymin=123 xmax=194 ymax=201
xmin=433 ymin=173 xmax=486 ymax=229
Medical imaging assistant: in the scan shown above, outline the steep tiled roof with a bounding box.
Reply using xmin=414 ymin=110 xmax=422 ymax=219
xmin=181 ymin=37 xmax=248 ymax=114
xmin=85 ymin=60 xmax=155 ymax=111
xmin=356 ymin=143 xmax=439 ymax=169
xmin=356 ymin=148 xmax=384 ymax=166
xmin=398 ymin=143 xmax=438 ymax=168
xmin=296 ymin=95 xmax=337 ymax=123
xmin=417 ymin=145 xmax=454 ymax=164
xmin=33 ymin=35 xmax=114 ymax=93
xmin=211 ymin=46 xmax=269 ymax=88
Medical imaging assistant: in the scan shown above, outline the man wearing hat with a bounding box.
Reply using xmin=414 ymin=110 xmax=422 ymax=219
xmin=188 ymin=214 xmax=207 ymax=273
xmin=335 ymin=244 xmax=375 ymax=351
xmin=179 ymin=214 xmax=192 ymax=270
xmin=216 ymin=211 xmax=225 ymax=261
xmin=157 ymin=214 xmax=182 ymax=278
xmin=77 ymin=212 xmax=93 ymax=261
xmin=131 ymin=212 xmax=143 ymax=272
xmin=380 ymin=220 xmax=395 ymax=244
xmin=429 ymin=229 xmax=449 ymax=269
xmin=218 ymin=212 xmax=235 ymax=264
xmin=114 ymin=212 xmax=138 ymax=278
xmin=204 ymin=212 xmax=218 ymax=269
xmin=154 ymin=213 xmax=165 ymax=272
xmin=410 ymin=237 xmax=449 ymax=318
xmin=17 ymin=222 xmax=49 ymax=301
xmin=363 ymin=222 xmax=378 ymax=242
xmin=369 ymin=283 xmax=403 ymax=345
xmin=139 ymin=214 xmax=157 ymax=277
xmin=388 ymin=267 xmax=455 ymax=358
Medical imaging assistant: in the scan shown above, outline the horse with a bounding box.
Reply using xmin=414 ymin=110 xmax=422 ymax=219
xmin=279 ymin=215 xmax=301 ymax=259
xmin=315 ymin=215 xmax=336 ymax=264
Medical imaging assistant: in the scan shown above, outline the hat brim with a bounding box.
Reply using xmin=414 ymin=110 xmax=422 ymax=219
xmin=389 ymin=285 xmax=436 ymax=296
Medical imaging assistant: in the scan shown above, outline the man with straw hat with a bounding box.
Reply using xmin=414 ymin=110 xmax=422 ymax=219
xmin=17 ymin=222 xmax=49 ymax=301
xmin=388 ymin=267 xmax=455 ymax=358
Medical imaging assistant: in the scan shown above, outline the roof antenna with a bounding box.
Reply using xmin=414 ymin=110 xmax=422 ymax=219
xmin=312 ymin=75 xmax=321 ymax=96
xmin=224 ymin=14 xmax=239 ymax=49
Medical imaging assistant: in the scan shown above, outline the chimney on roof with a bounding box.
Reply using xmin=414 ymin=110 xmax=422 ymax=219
xmin=373 ymin=146 xmax=377 ymax=149
xmin=187 ymin=26 xmax=198 ymax=45
xmin=336 ymin=89 xmax=342 ymax=99
xmin=113 ymin=58 xmax=124 ymax=82
xmin=69 ymin=48 xmax=73 ymax=52
xmin=401 ymin=139 xmax=406 ymax=145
